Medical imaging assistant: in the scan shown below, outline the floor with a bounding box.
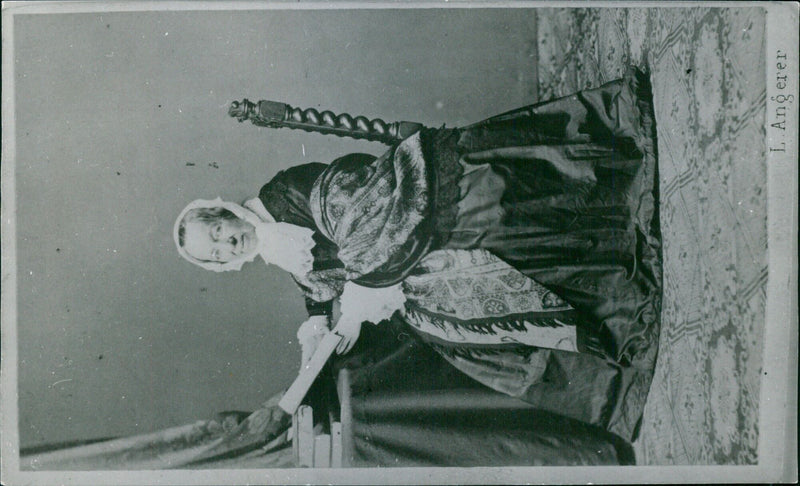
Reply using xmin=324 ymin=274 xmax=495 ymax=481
xmin=536 ymin=7 xmax=767 ymax=465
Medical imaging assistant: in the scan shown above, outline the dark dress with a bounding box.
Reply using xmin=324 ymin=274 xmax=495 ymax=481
xmin=260 ymin=68 xmax=661 ymax=442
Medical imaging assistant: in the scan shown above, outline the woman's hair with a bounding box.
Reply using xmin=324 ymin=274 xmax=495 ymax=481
xmin=177 ymin=207 xmax=239 ymax=247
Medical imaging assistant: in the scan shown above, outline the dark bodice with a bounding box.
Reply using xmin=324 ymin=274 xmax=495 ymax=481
xmin=259 ymin=162 xmax=341 ymax=269
xmin=258 ymin=157 xmax=376 ymax=317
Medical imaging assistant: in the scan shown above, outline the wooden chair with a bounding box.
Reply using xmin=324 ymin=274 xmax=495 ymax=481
xmin=291 ymin=405 xmax=342 ymax=468
xmin=289 ymin=368 xmax=357 ymax=468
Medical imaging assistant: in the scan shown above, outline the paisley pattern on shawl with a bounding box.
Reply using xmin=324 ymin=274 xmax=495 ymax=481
xmin=403 ymin=249 xmax=581 ymax=350
xmin=309 ymin=130 xmax=463 ymax=286
xmin=310 ymin=132 xmax=429 ymax=281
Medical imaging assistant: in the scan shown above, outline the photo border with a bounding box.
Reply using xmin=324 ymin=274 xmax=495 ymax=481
xmin=2 ymin=1 xmax=797 ymax=484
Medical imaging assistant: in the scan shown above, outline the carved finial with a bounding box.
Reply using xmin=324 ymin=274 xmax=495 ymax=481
xmin=228 ymin=99 xmax=257 ymax=123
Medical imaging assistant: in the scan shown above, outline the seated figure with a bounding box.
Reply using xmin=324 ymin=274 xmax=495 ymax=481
xmin=174 ymin=68 xmax=662 ymax=442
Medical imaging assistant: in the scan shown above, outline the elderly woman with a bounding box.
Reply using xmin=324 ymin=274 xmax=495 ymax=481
xmin=175 ymin=68 xmax=662 ymax=438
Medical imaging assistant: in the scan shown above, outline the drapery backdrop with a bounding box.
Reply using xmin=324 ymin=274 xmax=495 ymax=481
xmin=13 ymin=8 xmax=540 ymax=450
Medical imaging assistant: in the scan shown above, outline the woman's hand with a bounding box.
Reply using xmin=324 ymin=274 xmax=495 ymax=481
xmin=332 ymin=315 xmax=362 ymax=355
xmin=332 ymin=281 xmax=403 ymax=354
xmin=297 ymin=315 xmax=330 ymax=367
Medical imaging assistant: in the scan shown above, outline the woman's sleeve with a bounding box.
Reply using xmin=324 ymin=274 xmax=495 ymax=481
xmin=259 ymin=163 xmax=330 ymax=229
xmin=304 ymin=296 xmax=333 ymax=317
xmin=291 ymin=268 xmax=347 ymax=317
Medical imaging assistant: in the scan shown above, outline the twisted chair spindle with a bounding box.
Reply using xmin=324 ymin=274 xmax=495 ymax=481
xmin=229 ymin=99 xmax=422 ymax=144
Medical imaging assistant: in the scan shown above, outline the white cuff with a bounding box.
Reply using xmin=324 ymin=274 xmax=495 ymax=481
xmin=339 ymin=282 xmax=406 ymax=325
xmin=296 ymin=315 xmax=329 ymax=341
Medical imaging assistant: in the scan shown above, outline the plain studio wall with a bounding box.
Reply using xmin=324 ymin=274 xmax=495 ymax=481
xmin=13 ymin=8 xmax=538 ymax=448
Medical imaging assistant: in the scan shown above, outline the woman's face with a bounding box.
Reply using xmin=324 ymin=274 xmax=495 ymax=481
xmin=183 ymin=215 xmax=258 ymax=264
